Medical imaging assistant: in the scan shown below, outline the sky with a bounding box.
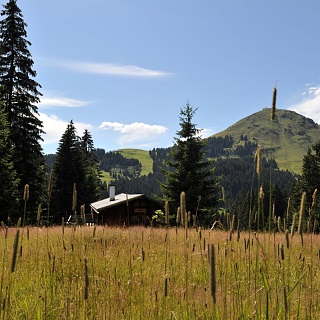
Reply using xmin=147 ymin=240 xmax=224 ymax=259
xmin=12 ymin=0 xmax=320 ymax=154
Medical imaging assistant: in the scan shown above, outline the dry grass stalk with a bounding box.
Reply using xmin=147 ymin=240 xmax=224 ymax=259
xmin=280 ymin=243 xmax=284 ymax=260
xmin=72 ymin=183 xmax=77 ymax=212
xmin=259 ymin=186 xmax=264 ymax=200
xmin=37 ymin=204 xmax=41 ymax=225
xmin=187 ymin=211 xmax=191 ymax=224
xmin=11 ymin=229 xmax=20 ymax=273
xmin=81 ymin=204 xmax=86 ymax=225
xmin=311 ymin=189 xmax=317 ymax=209
xmin=230 ymin=214 xmax=235 ymax=235
xmin=271 ymin=86 xmax=277 ymax=120
xmin=180 ymin=192 xmax=186 ymax=227
xmin=210 ymin=244 xmax=216 ymax=304
xmin=165 ymin=201 xmax=169 ymax=226
xmin=237 ymin=219 xmax=240 ymax=241
xmin=83 ymin=258 xmax=89 ymax=300
xmin=291 ymin=214 xmax=296 ymax=238
xmin=23 ymin=184 xmax=29 ymax=202
xmin=285 ymin=230 xmax=290 ymax=249
xmin=298 ymin=192 xmax=306 ymax=244
xmin=48 ymin=169 xmax=53 ymax=199
xmin=176 ymin=207 xmax=181 ymax=226
xmin=256 ymin=147 xmax=262 ymax=176
xmin=164 ymin=276 xmax=168 ymax=297
xmin=221 ymin=187 xmax=225 ymax=204
xmin=277 ymin=216 xmax=282 ymax=232
xmin=23 ymin=184 xmax=30 ymax=227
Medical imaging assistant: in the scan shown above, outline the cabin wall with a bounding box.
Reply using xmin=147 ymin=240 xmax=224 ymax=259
xmin=96 ymin=197 xmax=161 ymax=226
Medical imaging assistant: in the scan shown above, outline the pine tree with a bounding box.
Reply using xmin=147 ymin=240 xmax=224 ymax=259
xmin=0 ymin=0 xmax=45 ymax=218
xmin=0 ymin=104 xmax=19 ymax=222
xmin=160 ymin=102 xmax=220 ymax=226
xmin=291 ymin=142 xmax=320 ymax=232
xmin=81 ymin=129 xmax=102 ymax=205
xmin=50 ymin=121 xmax=86 ymax=223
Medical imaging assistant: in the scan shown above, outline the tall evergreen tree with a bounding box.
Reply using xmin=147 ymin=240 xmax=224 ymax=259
xmin=51 ymin=121 xmax=86 ymax=223
xmin=291 ymin=142 xmax=320 ymax=232
xmin=0 ymin=0 xmax=45 ymax=218
xmin=0 ymin=104 xmax=19 ymax=221
xmin=160 ymin=102 xmax=220 ymax=226
xmin=81 ymin=129 xmax=102 ymax=205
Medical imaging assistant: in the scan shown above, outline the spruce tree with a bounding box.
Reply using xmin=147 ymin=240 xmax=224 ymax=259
xmin=0 ymin=104 xmax=19 ymax=222
xmin=0 ymin=0 xmax=45 ymax=218
xmin=161 ymin=102 xmax=220 ymax=226
xmin=50 ymin=121 xmax=86 ymax=223
xmin=291 ymin=142 xmax=320 ymax=232
xmin=81 ymin=129 xmax=102 ymax=205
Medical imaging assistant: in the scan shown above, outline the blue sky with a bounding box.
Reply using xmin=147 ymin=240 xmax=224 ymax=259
xmin=15 ymin=0 xmax=320 ymax=154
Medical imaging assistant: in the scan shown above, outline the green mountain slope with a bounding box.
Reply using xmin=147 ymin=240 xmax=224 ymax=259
xmin=212 ymin=108 xmax=320 ymax=173
xmin=99 ymin=149 xmax=153 ymax=185
xmin=117 ymin=149 xmax=153 ymax=176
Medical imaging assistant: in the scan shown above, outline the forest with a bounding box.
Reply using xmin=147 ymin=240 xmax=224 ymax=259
xmin=89 ymin=134 xmax=299 ymax=230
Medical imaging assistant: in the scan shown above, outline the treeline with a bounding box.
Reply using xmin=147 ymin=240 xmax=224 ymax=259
xmin=97 ymin=136 xmax=297 ymax=230
xmin=0 ymin=1 xmax=105 ymax=224
xmin=203 ymin=135 xmax=258 ymax=158
xmin=0 ymin=0 xmax=46 ymax=222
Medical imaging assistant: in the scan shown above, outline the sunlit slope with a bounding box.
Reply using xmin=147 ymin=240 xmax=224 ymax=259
xmin=117 ymin=148 xmax=153 ymax=176
xmin=212 ymin=108 xmax=320 ymax=173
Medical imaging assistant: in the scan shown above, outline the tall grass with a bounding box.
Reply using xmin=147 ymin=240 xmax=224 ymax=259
xmin=0 ymin=226 xmax=320 ymax=319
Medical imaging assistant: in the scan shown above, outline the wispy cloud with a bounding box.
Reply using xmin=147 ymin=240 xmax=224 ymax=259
xmin=288 ymin=83 xmax=320 ymax=123
xmin=39 ymin=93 xmax=90 ymax=108
xmin=39 ymin=112 xmax=93 ymax=148
xmin=99 ymin=121 xmax=168 ymax=145
xmin=53 ymin=59 xmax=172 ymax=78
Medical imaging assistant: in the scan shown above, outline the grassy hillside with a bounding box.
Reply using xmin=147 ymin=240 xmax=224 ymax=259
xmin=98 ymin=109 xmax=319 ymax=185
xmin=99 ymin=149 xmax=153 ymax=185
xmin=100 ymin=170 xmax=113 ymax=185
xmin=118 ymin=148 xmax=153 ymax=176
xmin=212 ymin=108 xmax=320 ymax=173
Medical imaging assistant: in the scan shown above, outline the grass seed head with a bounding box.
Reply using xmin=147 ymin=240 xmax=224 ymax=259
xmin=271 ymin=86 xmax=277 ymax=120
xmin=72 ymin=183 xmax=77 ymax=211
xmin=23 ymin=184 xmax=29 ymax=202
xmin=298 ymin=192 xmax=306 ymax=236
xmin=176 ymin=207 xmax=181 ymax=226
xmin=256 ymin=147 xmax=262 ymax=176
xmin=180 ymin=192 xmax=186 ymax=226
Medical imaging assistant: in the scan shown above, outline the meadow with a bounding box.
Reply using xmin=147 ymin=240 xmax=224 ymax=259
xmin=0 ymin=225 xmax=319 ymax=319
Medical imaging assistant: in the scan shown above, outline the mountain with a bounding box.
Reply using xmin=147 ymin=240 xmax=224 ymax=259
xmin=211 ymin=108 xmax=320 ymax=173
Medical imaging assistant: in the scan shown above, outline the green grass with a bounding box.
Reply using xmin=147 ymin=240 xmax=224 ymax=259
xmin=118 ymin=148 xmax=153 ymax=176
xmin=1 ymin=226 xmax=320 ymax=319
xmin=99 ymin=149 xmax=153 ymax=185
xmin=100 ymin=169 xmax=113 ymax=185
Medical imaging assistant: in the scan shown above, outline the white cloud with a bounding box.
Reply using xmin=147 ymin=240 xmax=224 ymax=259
xmin=54 ymin=59 xmax=172 ymax=78
xmin=99 ymin=121 xmax=168 ymax=145
xmin=199 ymin=128 xmax=215 ymax=138
xmin=39 ymin=93 xmax=90 ymax=108
xmin=39 ymin=112 xmax=93 ymax=148
xmin=288 ymin=83 xmax=320 ymax=123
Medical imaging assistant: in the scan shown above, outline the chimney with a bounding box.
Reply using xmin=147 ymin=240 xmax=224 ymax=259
xmin=109 ymin=181 xmax=115 ymax=201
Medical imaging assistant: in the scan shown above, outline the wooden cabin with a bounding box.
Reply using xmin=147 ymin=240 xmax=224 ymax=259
xmin=90 ymin=193 xmax=162 ymax=226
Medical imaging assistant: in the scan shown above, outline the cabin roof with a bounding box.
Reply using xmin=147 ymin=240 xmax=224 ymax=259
xmin=90 ymin=193 xmax=153 ymax=213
